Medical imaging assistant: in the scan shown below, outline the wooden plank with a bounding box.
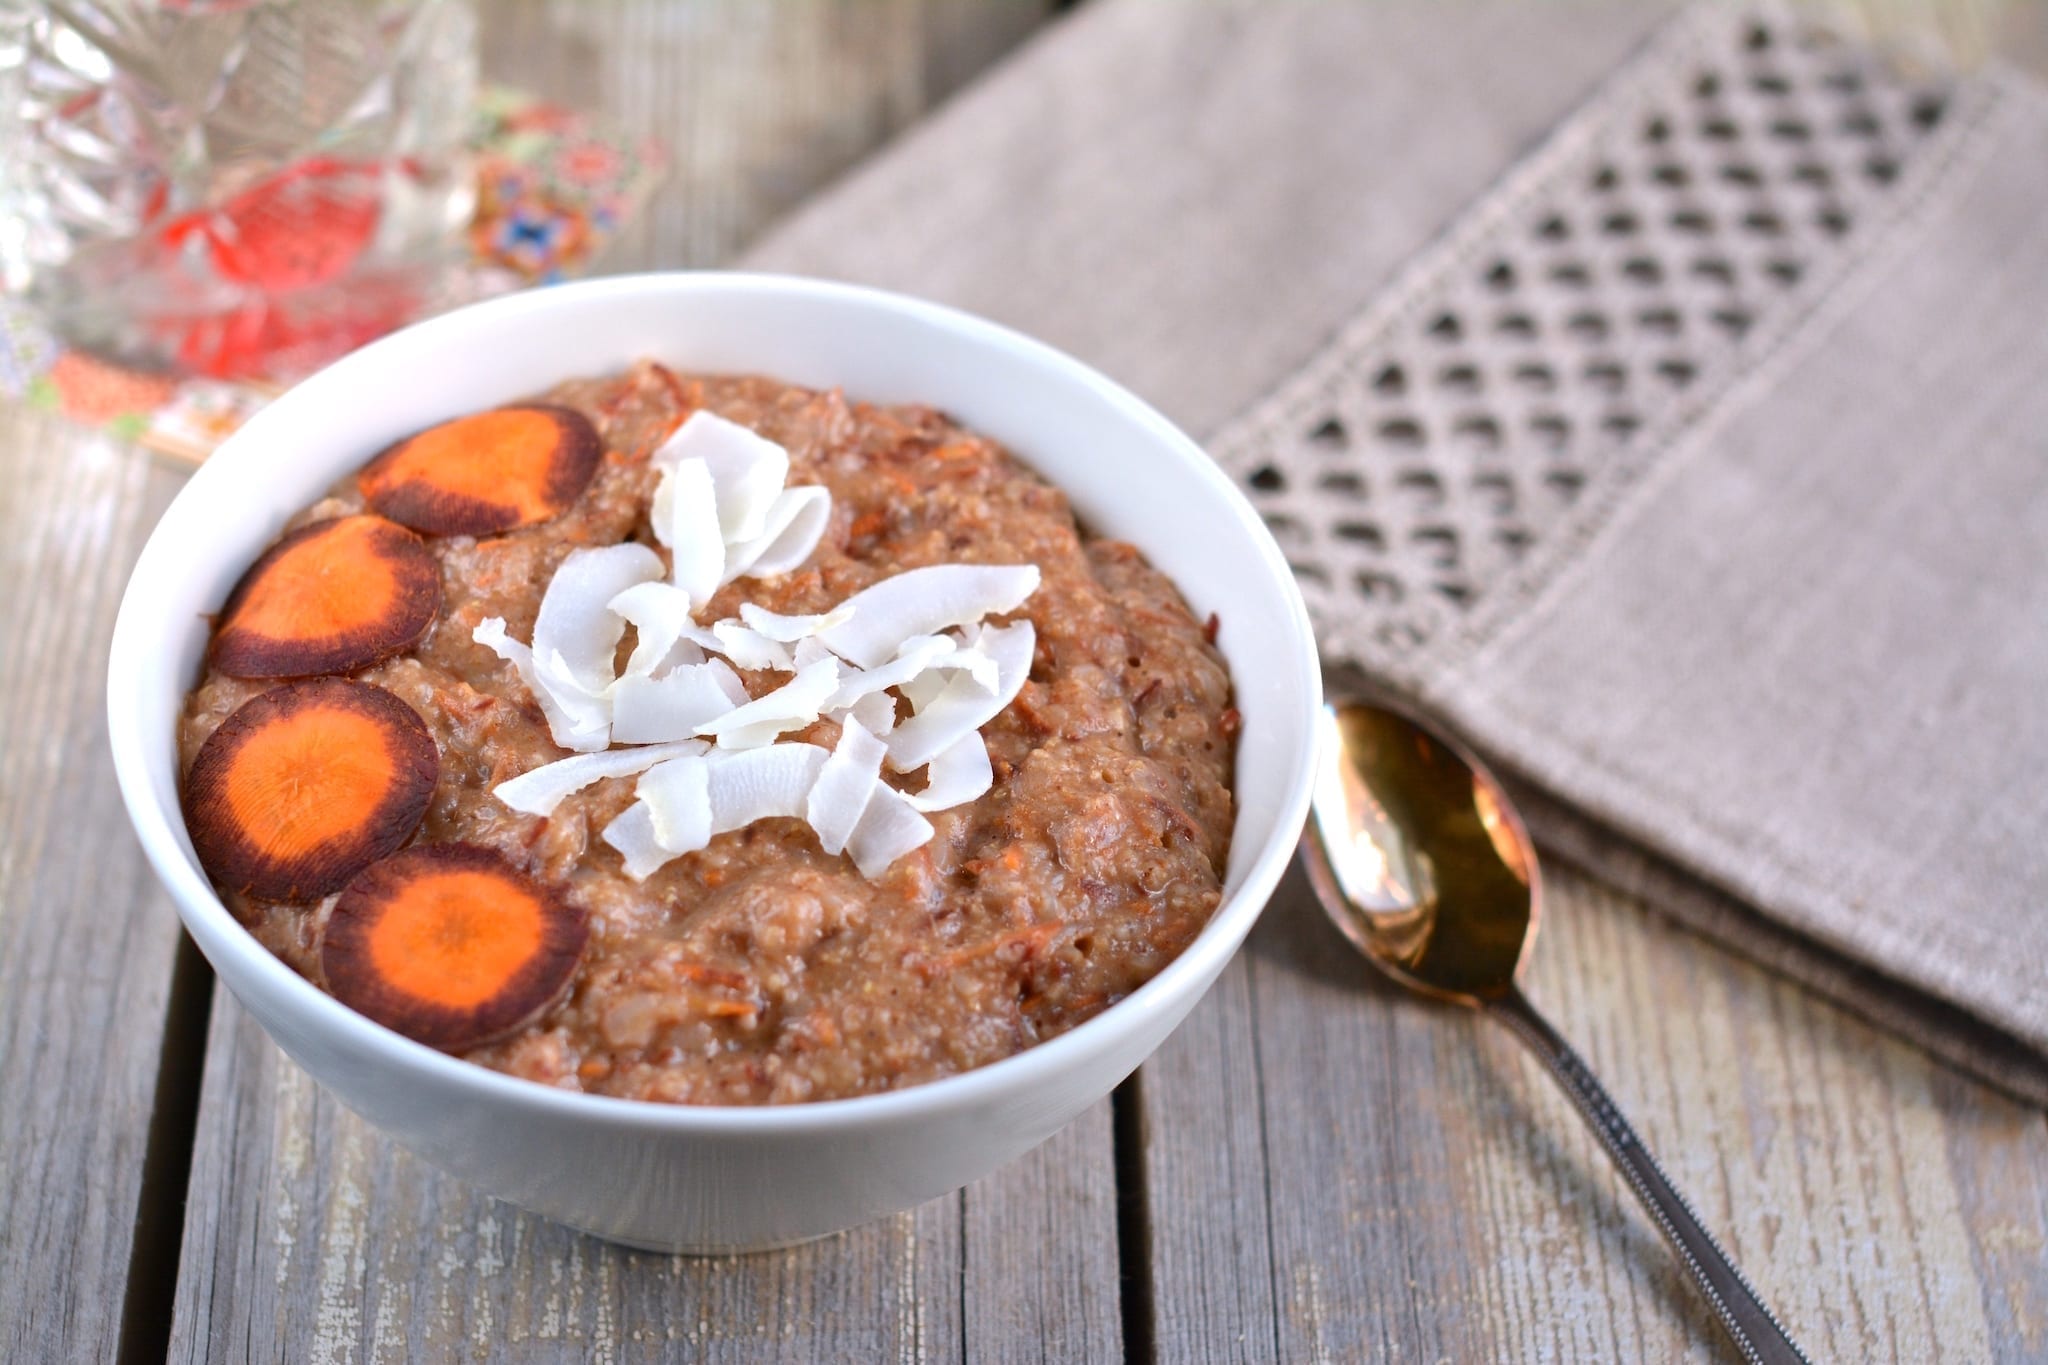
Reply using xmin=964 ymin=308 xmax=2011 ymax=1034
xmin=1121 ymin=962 xmax=1278 ymax=1364
xmin=0 ymin=408 xmax=199 ymax=1361
xmin=962 ymin=1100 xmax=1123 ymax=1362
xmin=1139 ymin=857 xmax=2048 ymax=1361
xmin=1931 ymin=1074 xmax=2048 ymax=1360
xmin=170 ymin=5 xmax=1114 ymax=1362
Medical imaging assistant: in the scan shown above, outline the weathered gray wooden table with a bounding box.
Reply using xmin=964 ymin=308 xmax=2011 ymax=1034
xmin=4 ymin=3 xmax=2045 ymax=1361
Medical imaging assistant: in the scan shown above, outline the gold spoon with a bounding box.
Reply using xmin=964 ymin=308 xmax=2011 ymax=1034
xmin=1301 ymin=697 xmax=1811 ymax=1365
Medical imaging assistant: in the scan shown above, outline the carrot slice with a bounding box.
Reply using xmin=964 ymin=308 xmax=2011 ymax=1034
xmin=321 ymin=843 xmax=588 ymax=1051
xmin=358 ymin=404 xmax=602 ymax=535
xmin=185 ymin=679 xmax=439 ymax=902
xmin=210 ymin=515 xmax=440 ymax=678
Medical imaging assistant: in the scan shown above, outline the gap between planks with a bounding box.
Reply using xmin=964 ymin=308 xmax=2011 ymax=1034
xmin=1111 ymin=1074 xmax=1157 ymax=1362
xmin=58 ymin=436 xmax=228 ymax=1362
xmin=117 ymin=934 xmax=217 ymax=1365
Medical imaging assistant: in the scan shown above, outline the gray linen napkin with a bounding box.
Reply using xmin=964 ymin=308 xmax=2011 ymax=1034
xmin=743 ymin=0 xmax=2048 ymax=1101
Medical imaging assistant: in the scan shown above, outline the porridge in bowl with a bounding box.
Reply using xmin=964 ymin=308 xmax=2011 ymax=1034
xmin=179 ymin=360 xmax=1237 ymax=1105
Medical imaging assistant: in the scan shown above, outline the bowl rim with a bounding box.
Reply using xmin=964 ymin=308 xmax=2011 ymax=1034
xmin=108 ymin=270 xmax=1322 ymax=1135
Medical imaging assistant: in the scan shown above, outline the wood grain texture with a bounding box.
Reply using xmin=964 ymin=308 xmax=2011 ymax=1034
xmin=174 ymin=995 xmax=1122 ymax=1363
xmin=1139 ymin=858 xmax=2048 ymax=1362
xmin=0 ymin=408 xmax=194 ymax=1361
xmin=962 ymin=1101 xmax=1122 ymax=1362
xmin=1121 ymin=959 xmax=1277 ymax=1364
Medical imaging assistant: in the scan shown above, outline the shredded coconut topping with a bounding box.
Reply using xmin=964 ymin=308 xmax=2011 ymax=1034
xmin=473 ymin=411 xmax=1039 ymax=879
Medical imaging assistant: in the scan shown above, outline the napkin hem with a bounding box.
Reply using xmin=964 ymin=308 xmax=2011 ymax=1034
xmin=1506 ymin=774 xmax=2048 ymax=1106
xmin=1457 ymin=678 xmax=2046 ymax=1063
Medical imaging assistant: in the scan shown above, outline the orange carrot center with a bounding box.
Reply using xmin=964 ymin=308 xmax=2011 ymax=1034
xmin=231 ymin=519 xmax=401 ymax=641
xmin=371 ymin=409 xmax=566 ymax=522
xmin=223 ymin=707 xmax=403 ymax=859
xmin=366 ymin=869 xmax=547 ymax=1008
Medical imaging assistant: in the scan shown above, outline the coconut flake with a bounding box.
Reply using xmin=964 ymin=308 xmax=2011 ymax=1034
xmin=792 ymin=636 xmax=835 ymax=671
xmin=805 ymin=719 xmax=887 ymax=854
xmin=703 ymin=431 xmax=789 ymax=545
xmin=845 ymin=786 xmax=934 ymax=879
xmin=533 ymin=543 xmax=665 ymax=695
xmin=815 ymin=564 xmax=1040 ymax=668
xmin=824 ymin=634 xmax=957 ymax=711
xmin=653 ymin=411 xmax=790 ymax=539
xmin=610 ymin=581 xmax=705 ymax=679
xmin=638 ymin=754 xmax=713 ymax=854
xmin=886 ymin=620 xmax=1035 ymax=771
xmin=611 ymin=660 xmax=748 ymax=744
xmin=678 ymin=618 xmax=724 ymax=656
xmin=492 ymin=740 xmax=709 ymax=817
xmin=544 ymin=687 xmax=611 ymax=751
xmin=534 ymin=647 xmax=621 ymax=752
xmin=708 ymin=619 xmax=794 ymax=672
xmin=472 ymin=616 xmax=530 ymax=679
xmin=941 ymin=633 xmax=1004 ymax=693
xmin=706 ymin=743 xmax=828 ymax=832
xmin=650 ymin=414 xmax=832 ymax=593
xmin=837 ymin=690 xmax=899 ymax=736
xmin=695 ymin=657 xmax=840 ymax=749
xmin=656 ymin=457 xmax=724 ymax=606
xmin=601 ymin=801 xmax=673 ymax=881
xmin=898 ymin=666 xmax=952 ymax=716
xmin=739 ymin=601 xmax=852 ymax=642
xmin=902 ymin=732 xmax=994 ymax=812
xmin=473 ymin=617 xmax=610 ymax=752
xmin=723 ymin=485 xmax=832 ymax=583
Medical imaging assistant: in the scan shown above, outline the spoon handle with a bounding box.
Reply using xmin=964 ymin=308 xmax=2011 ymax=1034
xmin=1486 ymin=986 xmax=1811 ymax=1365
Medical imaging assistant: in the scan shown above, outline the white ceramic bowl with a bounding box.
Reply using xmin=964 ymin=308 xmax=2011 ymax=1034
xmin=108 ymin=272 xmax=1320 ymax=1252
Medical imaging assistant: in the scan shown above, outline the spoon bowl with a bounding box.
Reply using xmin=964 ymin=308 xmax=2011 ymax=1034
xmin=1304 ymin=696 xmax=1810 ymax=1365
xmin=1303 ymin=701 xmax=1536 ymax=1004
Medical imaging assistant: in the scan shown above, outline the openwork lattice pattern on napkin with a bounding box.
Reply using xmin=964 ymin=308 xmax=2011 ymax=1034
xmin=1218 ymin=4 xmax=1971 ymax=675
